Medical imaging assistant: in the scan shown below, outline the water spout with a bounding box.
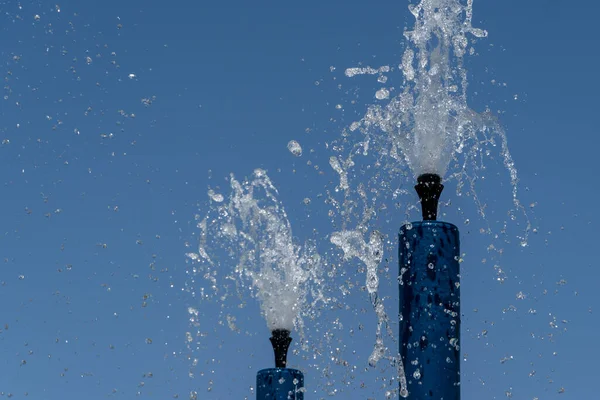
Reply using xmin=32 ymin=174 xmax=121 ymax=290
xmin=415 ymin=173 xmax=444 ymax=221
xmin=270 ymin=329 xmax=292 ymax=369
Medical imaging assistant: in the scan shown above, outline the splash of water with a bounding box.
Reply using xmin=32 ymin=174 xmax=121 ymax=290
xmin=339 ymin=0 xmax=529 ymax=242
xmin=352 ymin=0 xmax=488 ymax=178
xmin=330 ymin=231 xmax=385 ymax=359
xmin=187 ymin=169 xmax=324 ymax=332
xmin=330 ymin=229 xmax=405 ymax=393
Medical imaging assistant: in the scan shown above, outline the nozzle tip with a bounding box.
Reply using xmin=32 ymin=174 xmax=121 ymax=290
xmin=415 ymin=173 xmax=444 ymax=221
xmin=270 ymin=329 xmax=292 ymax=369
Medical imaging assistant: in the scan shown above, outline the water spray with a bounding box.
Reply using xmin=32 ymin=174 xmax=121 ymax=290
xmin=257 ymin=329 xmax=305 ymax=400
xmin=399 ymin=173 xmax=461 ymax=399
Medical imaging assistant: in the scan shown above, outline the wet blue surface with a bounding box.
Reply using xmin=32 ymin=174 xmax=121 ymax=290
xmin=257 ymin=368 xmax=304 ymax=400
xmin=399 ymin=221 xmax=461 ymax=399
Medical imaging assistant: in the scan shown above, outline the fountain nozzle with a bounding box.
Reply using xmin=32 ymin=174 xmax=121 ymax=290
xmin=270 ymin=329 xmax=292 ymax=369
xmin=415 ymin=173 xmax=444 ymax=221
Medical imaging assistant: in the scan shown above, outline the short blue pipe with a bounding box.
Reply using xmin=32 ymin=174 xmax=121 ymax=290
xmin=399 ymin=221 xmax=460 ymax=399
xmin=256 ymin=368 xmax=304 ymax=400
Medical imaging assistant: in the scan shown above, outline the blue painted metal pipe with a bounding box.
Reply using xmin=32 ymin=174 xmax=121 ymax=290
xmin=399 ymin=221 xmax=460 ymax=399
xmin=256 ymin=368 xmax=304 ymax=400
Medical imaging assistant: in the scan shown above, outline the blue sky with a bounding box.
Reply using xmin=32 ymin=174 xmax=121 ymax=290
xmin=0 ymin=0 xmax=597 ymax=398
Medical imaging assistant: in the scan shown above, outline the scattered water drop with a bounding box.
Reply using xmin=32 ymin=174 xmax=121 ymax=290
xmin=207 ymin=189 xmax=224 ymax=203
xmin=287 ymin=140 xmax=303 ymax=157
xmin=375 ymin=88 xmax=390 ymax=100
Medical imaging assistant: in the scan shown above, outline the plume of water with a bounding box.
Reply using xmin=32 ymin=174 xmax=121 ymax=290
xmin=187 ymin=169 xmax=324 ymax=332
xmin=354 ymin=0 xmax=488 ymax=178
xmin=338 ymin=0 xmax=529 ymax=241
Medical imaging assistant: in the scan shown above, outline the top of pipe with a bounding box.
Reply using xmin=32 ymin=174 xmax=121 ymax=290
xmin=414 ymin=173 xmax=444 ymax=221
xmin=269 ymin=329 xmax=292 ymax=369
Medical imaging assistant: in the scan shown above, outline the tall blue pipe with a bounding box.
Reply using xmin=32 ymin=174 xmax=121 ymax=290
xmin=257 ymin=329 xmax=305 ymax=399
xmin=399 ymin=174 xmax=460 ymax=399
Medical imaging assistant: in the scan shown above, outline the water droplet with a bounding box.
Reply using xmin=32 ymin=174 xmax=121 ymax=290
xmin=375 ymin=88 xmax=390 ymax=100
xmin=287 ymin=140 xmax=302 ymax=157
xmin=207 ymin=189 xmax=224 ymax=203
xmin=470 ymin=28 xmax=488 ymax=38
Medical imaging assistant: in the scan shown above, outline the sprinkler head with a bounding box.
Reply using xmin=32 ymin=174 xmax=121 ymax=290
xmin=415 ymin=173 xmax=444 ymax=221
xmin=269 ymin=329 xmax=292 ymax=369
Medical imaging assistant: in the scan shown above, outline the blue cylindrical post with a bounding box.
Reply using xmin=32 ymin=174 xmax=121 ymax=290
xmin=256 ymin=368 xmax=304 ymax=400
xmin=399 ymin=221 xmax=460 ymax=399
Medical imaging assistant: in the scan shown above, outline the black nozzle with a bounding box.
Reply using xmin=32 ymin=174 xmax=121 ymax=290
xmin=415 ymin=173 xmax=444 ymax=221
xmin=269 ymin=329 xmax=292 ymax=369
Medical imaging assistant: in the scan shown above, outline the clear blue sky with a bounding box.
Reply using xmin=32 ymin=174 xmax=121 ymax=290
xmin=0 ymin=0 xmax=596 ymax=398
